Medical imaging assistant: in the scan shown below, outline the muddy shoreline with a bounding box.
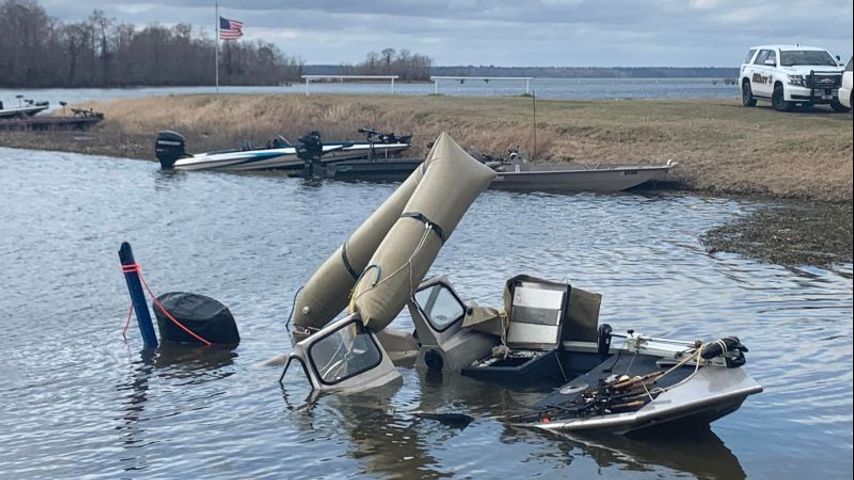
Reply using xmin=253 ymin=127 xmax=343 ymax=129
xmin=702 ymin=201 xmax=853 ymax=268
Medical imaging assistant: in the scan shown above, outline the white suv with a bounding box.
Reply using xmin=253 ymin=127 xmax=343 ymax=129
xmin=839 ymin=57 xmax=852 ymax=109
xmin=740 ymin=45 xmax=849 ymax=112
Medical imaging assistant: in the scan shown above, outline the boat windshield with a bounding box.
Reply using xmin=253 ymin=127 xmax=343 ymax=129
xmin=308 ymin=320 xmax=382 ymax=385
xmin=780 ymin=50 xmax=837 ymax=67
xmin=414 ymin=283 xmax=466 ymax=332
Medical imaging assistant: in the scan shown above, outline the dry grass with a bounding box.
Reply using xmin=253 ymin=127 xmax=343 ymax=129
xmin=3 ymin=93 xmax=852 ymax=201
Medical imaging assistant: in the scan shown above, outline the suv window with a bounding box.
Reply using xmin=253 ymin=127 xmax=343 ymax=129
xmin=743 ymin=49 xmax=757 ymax=64
xmin=754 ymin=50 xmax=770 ymax=65
xmin=765 ymin=50 xmax=777 ymax=66
xmin=780 ymin=50 xmax=837 ymax=67
xmin=846 ymin=57 xmax=852 ymax=72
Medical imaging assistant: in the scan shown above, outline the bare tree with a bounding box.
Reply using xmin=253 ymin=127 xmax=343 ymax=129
xmin=0 ymin=0 xmax=304 ymax=87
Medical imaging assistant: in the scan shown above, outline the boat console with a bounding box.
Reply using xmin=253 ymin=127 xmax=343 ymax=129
xmin=407 ymin=274 xmax=604 ymax=385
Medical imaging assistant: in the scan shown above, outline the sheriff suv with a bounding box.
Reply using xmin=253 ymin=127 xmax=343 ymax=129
xmin=740 ymin=45 xmax=849 ymax=112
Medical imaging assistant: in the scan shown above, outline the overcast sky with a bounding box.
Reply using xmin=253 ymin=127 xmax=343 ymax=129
xmin=42 ymin=0 xmax=854 ymax=66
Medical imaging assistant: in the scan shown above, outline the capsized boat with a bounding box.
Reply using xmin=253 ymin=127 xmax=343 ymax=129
xmin=475 ymin=149 xmax=677 ymax=193
xmin=279 ymin=133 xmax=760 ymax=435
xmin=154 ymin=128 xmax=411 ymax=172
xmin=0 ymin=98 xmax=50 ymax=119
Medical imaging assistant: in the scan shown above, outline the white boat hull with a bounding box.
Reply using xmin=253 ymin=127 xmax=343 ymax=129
xmin=0 ymin=104 xmax=49 ymax=119
xmin=529 ymin=367 xmax=763 ymax=434
xmin=172 ymin=143 xmax=410 ymax=172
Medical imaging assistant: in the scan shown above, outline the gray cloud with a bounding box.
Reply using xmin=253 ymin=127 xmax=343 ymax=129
xmin=41 ymin=0 xmax=854 ymax=66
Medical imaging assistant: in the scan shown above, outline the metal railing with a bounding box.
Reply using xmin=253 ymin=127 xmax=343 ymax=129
xmin=430 ymin=76 xmax=535 ymax=95
xmin=300 ymin=75 xmax=400 ymax=96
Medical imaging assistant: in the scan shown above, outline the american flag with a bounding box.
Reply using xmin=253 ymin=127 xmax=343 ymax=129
xmin=219 ymin=17 xmax=244 ymax=40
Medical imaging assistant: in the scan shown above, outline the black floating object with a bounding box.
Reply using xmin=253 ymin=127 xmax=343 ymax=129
xmin=153 ymin=292 xmax=240 ymax=346
xmin=414 ymin=412 xmax=475 ymax=429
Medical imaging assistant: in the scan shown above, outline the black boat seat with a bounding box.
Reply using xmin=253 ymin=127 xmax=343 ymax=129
xmin=561 ymin=287 xmax=602 ymax=344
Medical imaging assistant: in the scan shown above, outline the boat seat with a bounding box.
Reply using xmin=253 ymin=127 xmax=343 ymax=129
xmin=268 ymin=135 xmax=291 ymax=149
xmin=505 ymin=279 xmax=570 ymax=351
xmin=561 ymin=287 xmax=602 ymax=343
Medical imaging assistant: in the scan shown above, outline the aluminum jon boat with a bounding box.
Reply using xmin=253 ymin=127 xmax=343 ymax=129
xmin=482 ymin=151 xmax=677 ymax=193
xmin=154 ymin=128 xmax=411 ymax=172
xmin=278 ymin=133 xmax=761 ymax=436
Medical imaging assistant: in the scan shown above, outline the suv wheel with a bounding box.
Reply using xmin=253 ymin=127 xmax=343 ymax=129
xmin=741 ymin=81 xmax=757 ymax=107
xmin=830 ymin=98 xmax=850 ymax=113
xmin=772 ymin=84 xmax=791 ymax=112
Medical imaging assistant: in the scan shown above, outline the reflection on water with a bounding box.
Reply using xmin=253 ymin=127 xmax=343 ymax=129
xmin=0 ymin=148 xmax=851 ymax=479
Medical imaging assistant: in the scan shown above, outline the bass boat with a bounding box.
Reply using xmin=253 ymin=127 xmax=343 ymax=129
xmin=155 ymin=128 xmax=411 ymax=172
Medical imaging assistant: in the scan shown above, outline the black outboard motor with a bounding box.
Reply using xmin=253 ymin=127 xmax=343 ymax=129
xmin=701 ymin=336 xmax=748 ymax=368
xmin=296 ymin=131 xmax=325 ymax=178
xmin=153 ymin=292 xmax=240 ymax=346
xmin=155 ymin=130 xmax=188 ymax=170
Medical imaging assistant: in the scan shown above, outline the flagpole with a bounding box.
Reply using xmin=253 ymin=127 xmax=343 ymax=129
xmin=215 ymin=0 xmax=219 ymax=93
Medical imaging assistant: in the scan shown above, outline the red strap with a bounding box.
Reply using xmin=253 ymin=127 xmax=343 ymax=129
xmin=122 ymin=304 xmax=133 ymax=341
xmin=121 ymin=262 xmax=213 ymax=346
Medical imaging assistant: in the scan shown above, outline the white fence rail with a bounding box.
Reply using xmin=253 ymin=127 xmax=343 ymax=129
xmin=430 ymin=76 xmax=535 ymax=95
xmin=301 ymin=75 xmax=400 ymax=96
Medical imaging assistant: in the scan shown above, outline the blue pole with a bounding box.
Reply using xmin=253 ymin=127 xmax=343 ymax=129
xmin=119 ymin=242 xmax=159 ymax=348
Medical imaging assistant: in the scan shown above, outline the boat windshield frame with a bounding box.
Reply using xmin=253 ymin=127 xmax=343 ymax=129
xmin=413 ymin=281 xmax=467 ymax=333
xmin=306 ymin=318 xmax=385 ymax=386
xmin=282 ymin=355 xmax=313 ymax=390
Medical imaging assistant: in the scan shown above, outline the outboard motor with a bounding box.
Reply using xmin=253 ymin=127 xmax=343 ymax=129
xmin=155 ymin=130 xmax=188 ymax=170
xmin=701 ymin=336 xmax=748 ymax=368
xmin=153 ymin=292 xmax=240 ymax=346
xmin=296 ymin=131 xmax=325 ymax=178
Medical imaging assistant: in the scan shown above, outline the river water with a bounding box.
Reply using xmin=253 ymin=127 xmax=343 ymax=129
xmin=0 ymin=147 xmax=851 ymax=479
xmin=1 ymin=77 xmax=738 ymax=106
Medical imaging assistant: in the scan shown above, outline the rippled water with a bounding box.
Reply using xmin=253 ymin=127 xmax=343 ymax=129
xmin=1 ymin=77 xmax=738 ymax=106
xmin=0 ymin=147 xmax=850 ymax=479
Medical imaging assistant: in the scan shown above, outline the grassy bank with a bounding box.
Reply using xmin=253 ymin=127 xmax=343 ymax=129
xmin=1 ymin=94 xmax=852 ymax=202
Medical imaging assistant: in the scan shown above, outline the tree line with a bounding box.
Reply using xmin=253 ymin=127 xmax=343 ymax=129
xmin=340 ymin=48 xmax=433 ymax=81
xmin=0 ymin=0 xmax=303 ymax=88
